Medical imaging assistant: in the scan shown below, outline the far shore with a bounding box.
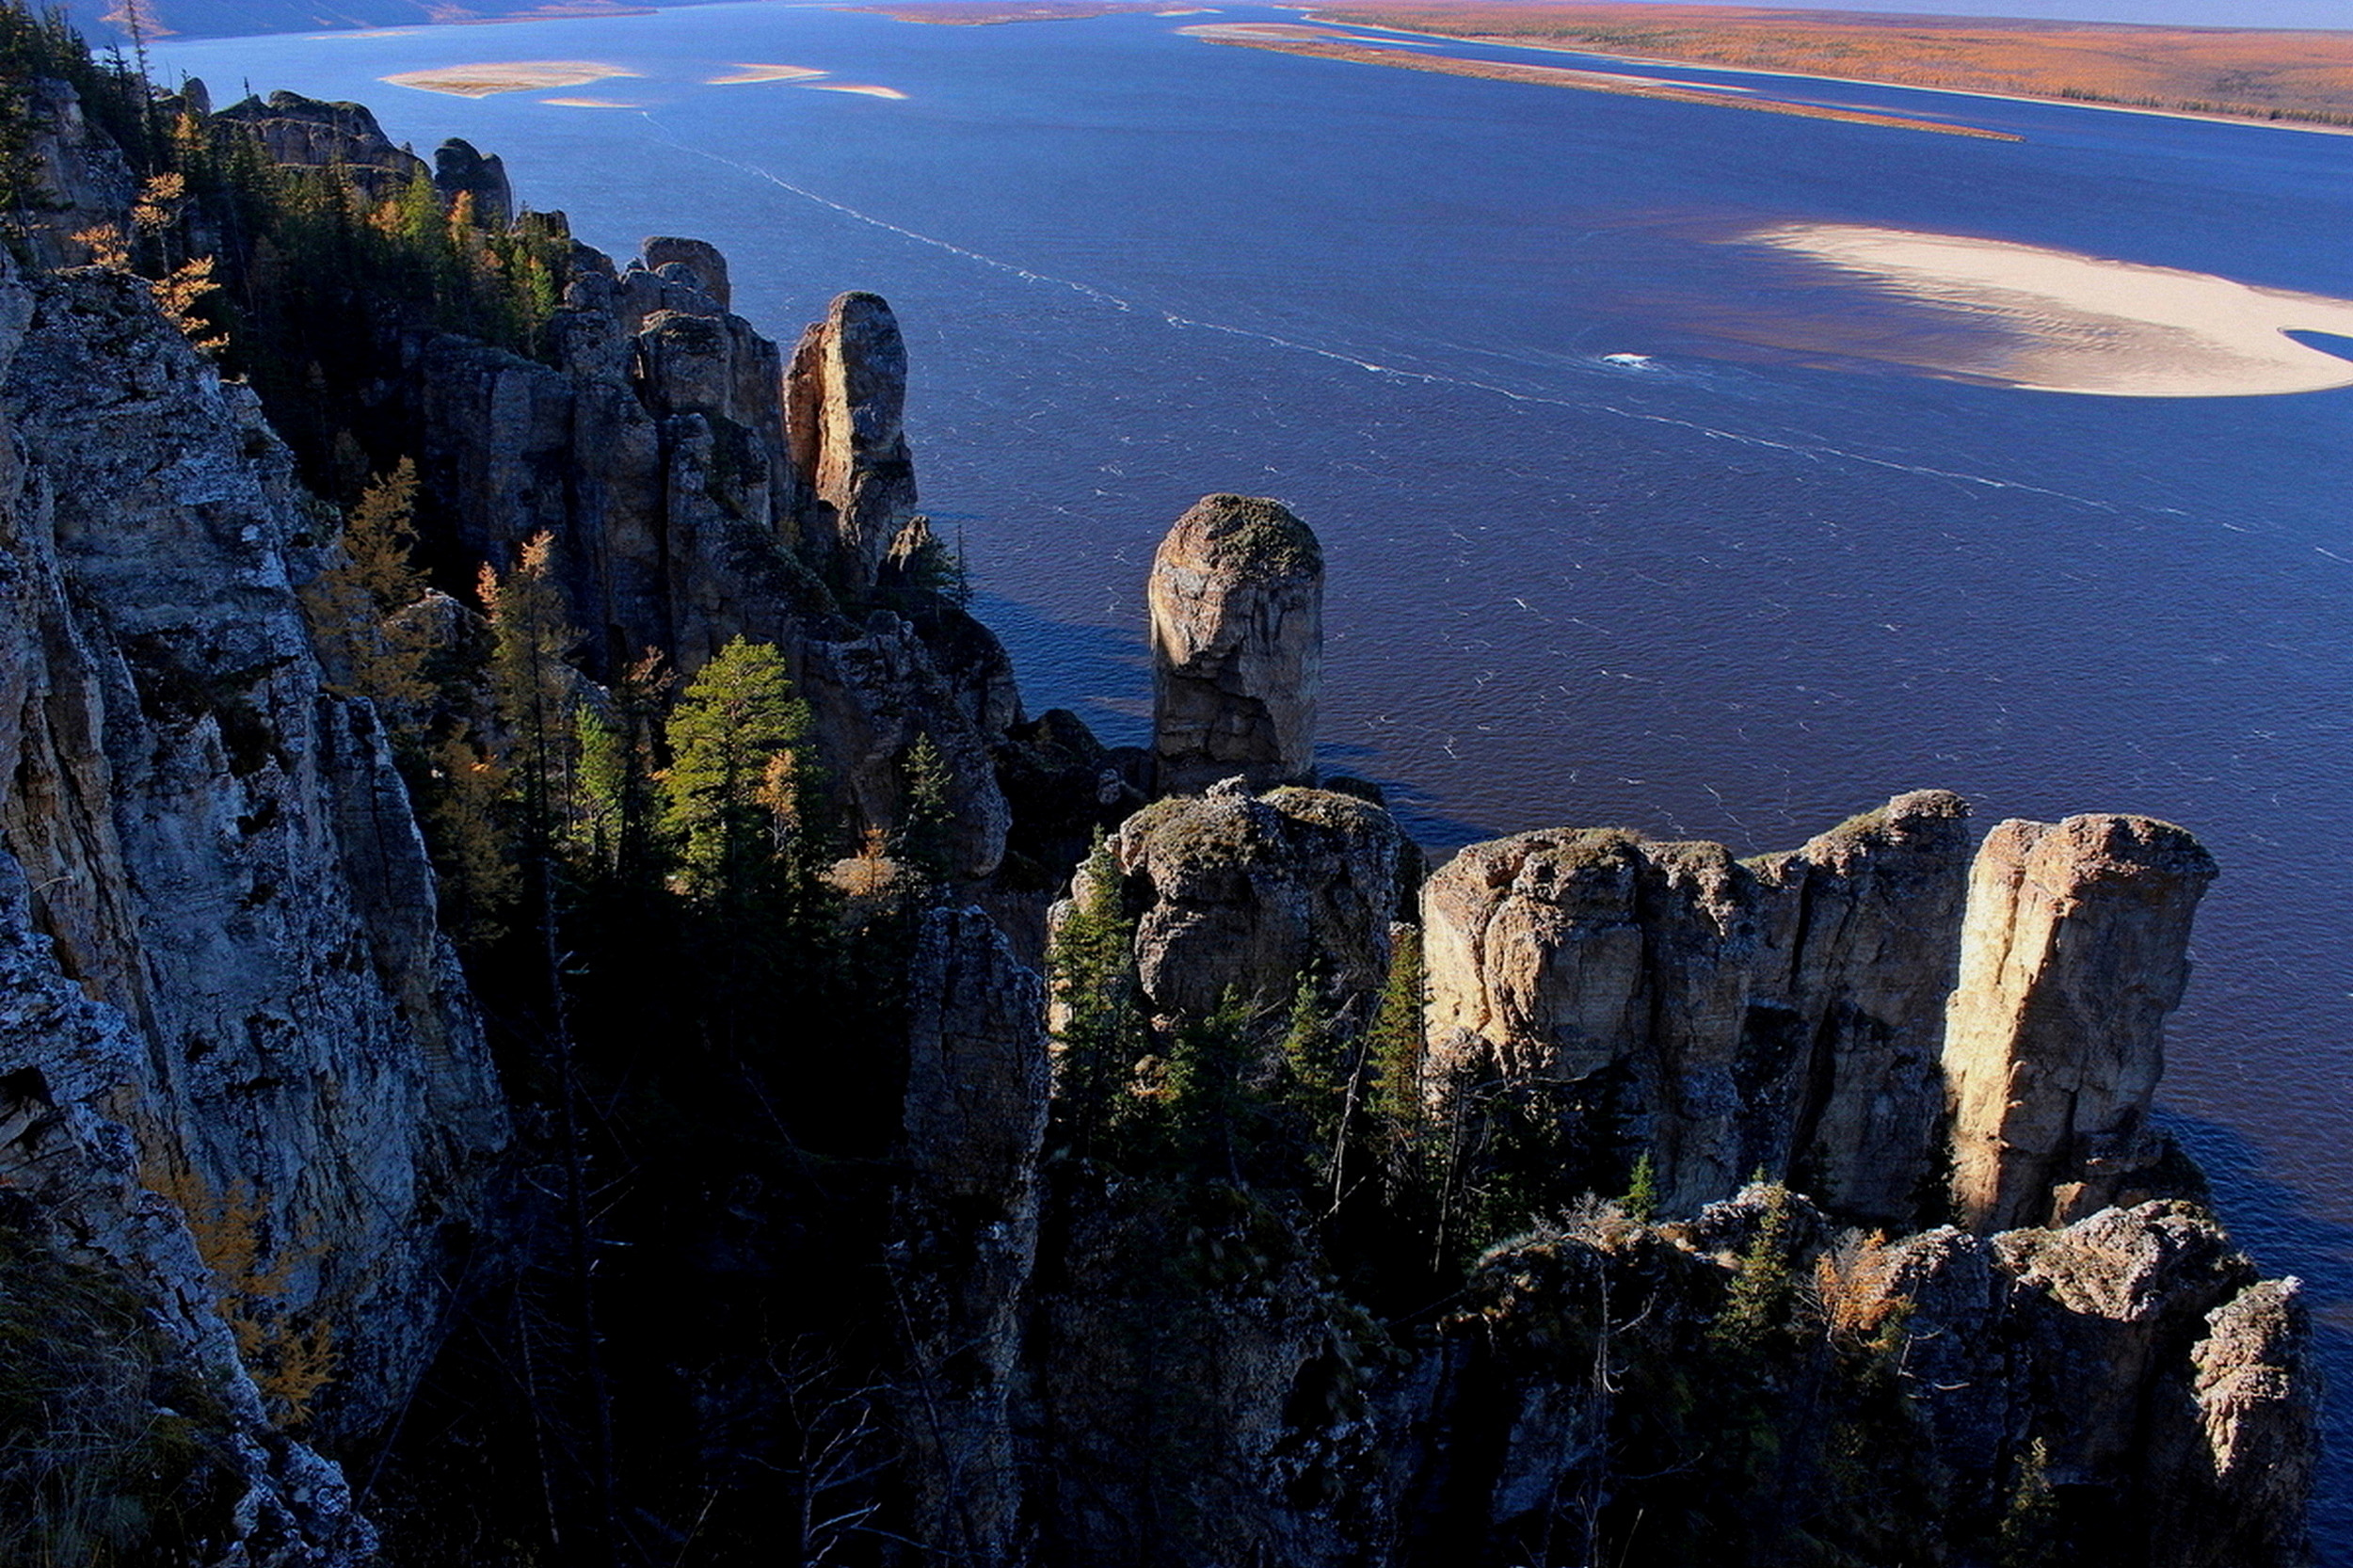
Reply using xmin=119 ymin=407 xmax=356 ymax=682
xmin=1188 ymin=25 xmax=2020 ymax=139
xmin=1295 ymin=8 xmax=2353 ymax=139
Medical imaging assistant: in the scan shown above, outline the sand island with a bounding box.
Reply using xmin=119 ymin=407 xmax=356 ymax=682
xmin=381 ymin=58 xmax=639 ymax=97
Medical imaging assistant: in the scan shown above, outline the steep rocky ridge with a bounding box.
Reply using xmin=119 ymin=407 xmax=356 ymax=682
xmin=0 ymin=261 xmax=506 ymax=1437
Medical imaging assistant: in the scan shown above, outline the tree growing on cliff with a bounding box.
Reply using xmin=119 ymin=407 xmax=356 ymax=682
xmin=1047 ymin=834 xmax=1146 ymax=1162
xmin=301 ymin=457 xmax=433 ymax=725
xmin=483 ymin=532 xmax=587 ymax=859
xmin=660 ymin=636 xmax=816 ymax=903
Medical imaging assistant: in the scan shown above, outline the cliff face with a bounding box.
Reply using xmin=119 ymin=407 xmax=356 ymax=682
xmin=1420 ymin=791 xmax=1972 ymax=1221
xmin=0 ymin=264 xmax=507 ymax=1436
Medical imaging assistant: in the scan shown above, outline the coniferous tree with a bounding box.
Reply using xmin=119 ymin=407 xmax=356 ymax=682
xmin=659 ymin=635 xmax=813 ymax=905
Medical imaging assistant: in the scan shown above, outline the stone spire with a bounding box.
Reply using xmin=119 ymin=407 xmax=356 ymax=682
xmin=786 ymin=291 xmax=918 ymax=590
xmin=1942 ymin=813 xmax=2218 ymax=1232
xmin=1147 ymin=493 xmax=1322 ymax=795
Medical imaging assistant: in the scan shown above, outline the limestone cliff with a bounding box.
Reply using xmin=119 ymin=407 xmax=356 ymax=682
xmin=404 ymin=235 xmax=1014 ymax=871
xmin=1420 ymin=791 xmax=1971 ymax=1220
xmin=0 ymin=263 xmax=506 ymax=1437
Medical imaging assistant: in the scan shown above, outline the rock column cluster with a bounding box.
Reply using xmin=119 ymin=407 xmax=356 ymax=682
xmin=1418 ymin=791 xmax=1972 ymax=1219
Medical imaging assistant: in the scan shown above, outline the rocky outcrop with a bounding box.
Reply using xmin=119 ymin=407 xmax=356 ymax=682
xmin=410 ymin=241 xmax=1020 ymax=867
xmin=17 ymin=78 xmax=136 ymax=271
xmin=644 ymin=234 xmax=731 ymax=310
xmin=786 ymin=290 xmax=918 ymax=590
xmin=1420 ymin=792 xmax=1971 ymax=1219
xmin=1409 ymin=1192 xmax=2313 ymax=1568
xmin=1883 ymin=1202 xmax=2313 ymax=1567
xmin=430 ymin=137 xmax=510 ymax=227
xmin=1083 ymin=779 xmax=1404 ymax=1023
xmin=892 ymin=908 xmax=1050 ymax=1568
xmin=1943 ymin=814 xmax=2217 ymax=1232
xmin=214 ymin=91 xmax=428 ymax=200
xmin=801 ymin=613 xmax=1012 ymax=880
xmin=0 ymin=264 xmax=506 ymax=1436
xmin=1148 ymin=493 xmax=1323 ymax=795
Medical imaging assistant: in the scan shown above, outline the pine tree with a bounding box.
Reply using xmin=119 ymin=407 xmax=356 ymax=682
xmin=659 ymin=636 xmax=812 ymax=903
xmin=892 ymin=732 xmax=956 ymax=888
xmin=1047 ymin=833 xmax=1144 ymax=1162
xmin=301 ymin=457 xmax=433 ymax=725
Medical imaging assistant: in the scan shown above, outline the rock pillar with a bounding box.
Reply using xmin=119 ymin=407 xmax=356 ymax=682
xmin=1147 ymin=493 xmax=1322 ymax=795
xmin=1942 ymin=814 xmax=2217 ymax=1232
xmin=786 ymin=291 xmax=918 ymax=590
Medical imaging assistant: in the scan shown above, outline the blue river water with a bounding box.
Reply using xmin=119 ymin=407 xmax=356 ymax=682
xmin=154 ymin=4 xmax=2353 ymax=1535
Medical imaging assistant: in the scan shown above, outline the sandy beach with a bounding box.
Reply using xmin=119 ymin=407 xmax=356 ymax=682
xmin=1746 ymin=224 xmax=2353 ymax=397
xmin=382 ymin=59 xmax=638 ymax=97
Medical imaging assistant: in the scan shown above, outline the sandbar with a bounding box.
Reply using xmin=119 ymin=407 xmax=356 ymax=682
xmin=382 ymin=59 xmax=639 ymax=97
xmin=708 ymin=63 xmax=827 ymax=84
xmin=801 ymin=83 xmax=908 ymax=99
xmin=542 ymin=96 xmax=644 ymax=107
xmin=1744 ymin=224 xmax=2353 ymax=398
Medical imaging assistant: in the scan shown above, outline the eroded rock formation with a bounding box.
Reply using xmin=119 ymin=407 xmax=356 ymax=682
xmin=1420 ymin=791 xmax=1972 ymax=1219
xmin=215 ymin=90 xmax=429 ymax=200
xmin=431 ymin=136 xmax=510 ymax=226
xmin=0 ymin=265 xmax=507 ymax=1432
xmin=1080 ymin=778 xmax=1403 ymax=1022
xmin=1149 ymin=493 xmax=1323 ymax=795
xmin=786 ymin=290 xmax=919 ymax=591
xmin=1943 ymin=813 xmax=2219 ymax=1232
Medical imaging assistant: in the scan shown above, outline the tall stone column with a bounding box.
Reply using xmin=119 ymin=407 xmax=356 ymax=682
xmin=786 ymin=291 xmax=917 ymax=589
xmin=1942 ymin=813 xmax=2217 ymax=1231
xmin=1147 ymin=493 xmax=1322 ymax=795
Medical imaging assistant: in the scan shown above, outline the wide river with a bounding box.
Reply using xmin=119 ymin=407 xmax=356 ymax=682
xmin=159 ymin=3 xmax=2353 ymax=1532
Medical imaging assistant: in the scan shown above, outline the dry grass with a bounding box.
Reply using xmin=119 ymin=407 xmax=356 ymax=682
xmin=1308 ymin=2 xmax=2353 ymax=128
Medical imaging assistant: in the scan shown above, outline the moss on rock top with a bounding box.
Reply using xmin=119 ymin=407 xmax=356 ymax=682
xmin=1181 ymin=494 xmax=1322 ymax=579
